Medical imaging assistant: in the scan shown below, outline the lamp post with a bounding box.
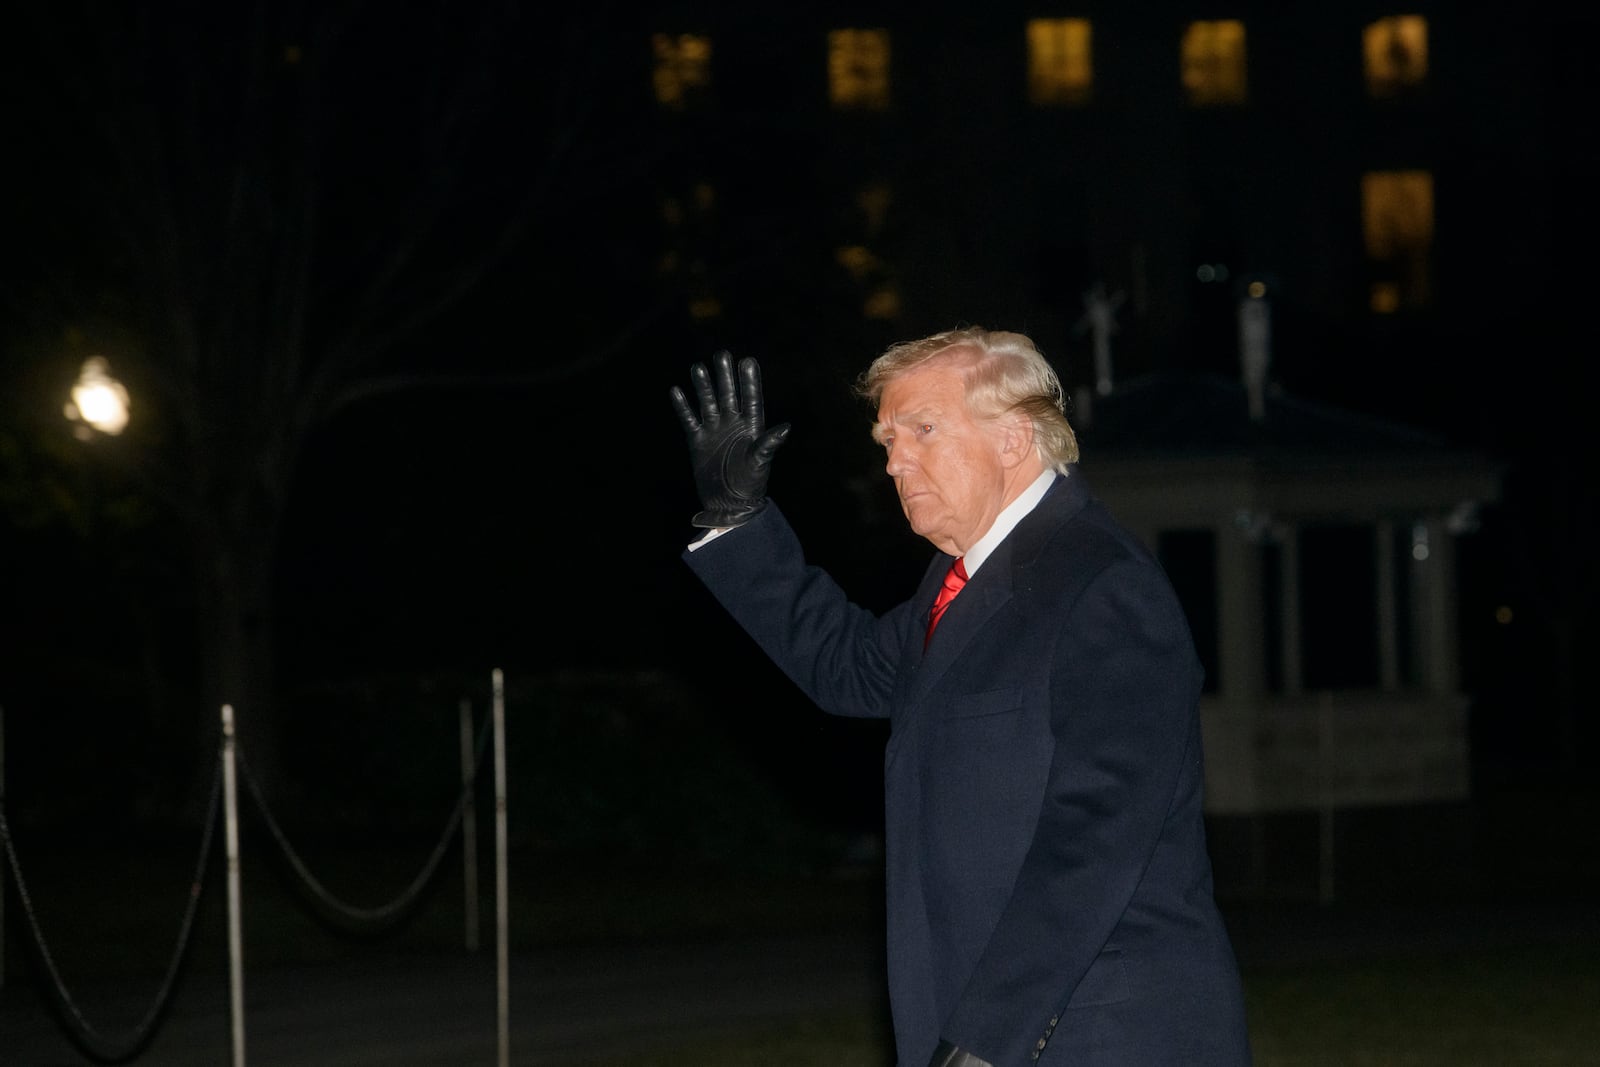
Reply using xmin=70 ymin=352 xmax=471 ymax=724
xmin=63 ymin=356 xmax=130 ymax=439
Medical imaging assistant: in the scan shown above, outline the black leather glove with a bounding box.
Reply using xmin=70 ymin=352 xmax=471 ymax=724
xmin=669 ymin=349 xmax=791 ymax=528
xmin=928 ymin=1040 xmax=995 ymax=1067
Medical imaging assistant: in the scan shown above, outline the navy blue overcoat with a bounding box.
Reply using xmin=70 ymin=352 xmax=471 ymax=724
xmin=686 ymin=470 xmax=1252 ymax=1066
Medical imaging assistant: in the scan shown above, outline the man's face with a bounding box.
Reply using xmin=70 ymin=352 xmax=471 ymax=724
xmin=873 ymin=354 xmax=1011 ymax=556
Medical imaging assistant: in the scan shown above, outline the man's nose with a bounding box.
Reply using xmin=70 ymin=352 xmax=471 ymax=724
xmin=885 ymin=441 xmax=912 ymax=477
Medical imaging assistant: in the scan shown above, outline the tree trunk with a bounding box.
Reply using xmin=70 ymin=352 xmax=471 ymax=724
xmin=189 ymin=501 xmax=284 ymax=821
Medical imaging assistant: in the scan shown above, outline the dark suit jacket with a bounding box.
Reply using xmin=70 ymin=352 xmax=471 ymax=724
xmin=686 ymin=470 xmax=1252 ymax=1066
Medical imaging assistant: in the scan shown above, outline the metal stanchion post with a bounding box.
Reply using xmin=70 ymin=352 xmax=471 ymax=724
xmin=222 ymin=704 xmax=247 ymax=1067
xmin=459 ymin=696 xmax=480 ymax=952
xmin=492 ymin=668 xmax=509 ymax=1067
xmin=1318 ymin=691 xmax=1336 ymax=906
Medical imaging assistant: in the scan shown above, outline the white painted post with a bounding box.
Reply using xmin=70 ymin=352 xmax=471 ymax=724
xmin=459 ymin=697 xmax=479 ymax=952
xmin=492 ymin=669 xmax=509 ymax=1067
xmin=1317 ymin=692 xmax=1336 ymax=906
xmin=1075 ymin=282 xmax=1126 ymax=398
xmin=221 ymin=704 xmax=246 ymax=1067
xmin=1239 ymin=289 xmax=1272 ymax=422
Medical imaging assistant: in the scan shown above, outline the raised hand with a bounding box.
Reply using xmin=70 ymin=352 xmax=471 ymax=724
xmin=669 ymin=350 xmax=791 ymax=528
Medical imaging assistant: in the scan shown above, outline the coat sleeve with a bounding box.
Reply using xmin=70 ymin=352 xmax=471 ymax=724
xmin=941 ymin=553 xmax=1205 ymax=1063
xmin=683 ymin=500 xmax=909 ymax=719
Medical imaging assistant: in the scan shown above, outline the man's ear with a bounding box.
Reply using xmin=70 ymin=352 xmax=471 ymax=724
xmin=997 ymin=413 xmax=1035 ymax=467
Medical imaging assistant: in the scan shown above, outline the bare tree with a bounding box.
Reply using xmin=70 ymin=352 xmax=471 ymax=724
xmin=5 ymin=0 xmax=670 ymax=796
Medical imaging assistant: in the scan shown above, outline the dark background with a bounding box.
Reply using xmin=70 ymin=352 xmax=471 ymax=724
xmin=2 ymin=1 xmax=1596 ymax=899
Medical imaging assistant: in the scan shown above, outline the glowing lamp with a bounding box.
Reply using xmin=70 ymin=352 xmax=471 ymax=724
xmin=64 ymin=356 xmax=130 ymax=437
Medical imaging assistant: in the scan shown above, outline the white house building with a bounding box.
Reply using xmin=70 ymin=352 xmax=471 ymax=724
xmin=1072 ymin=325 xmax=1504 ymax=900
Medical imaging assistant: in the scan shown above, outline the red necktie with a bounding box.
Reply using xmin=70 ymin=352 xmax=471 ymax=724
xmin=925 ymin=557 xmax=968 ymax=646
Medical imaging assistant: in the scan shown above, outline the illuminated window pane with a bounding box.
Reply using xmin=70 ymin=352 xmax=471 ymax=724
xmin=1362 ymin=171 xmax=1433 ymax=258
xmin=1181 ymin=20 xmax=1248 ymax=106
xmin=1362 ymin=170 xmax=1434 ymax=311
xmin=864 ymin=287 xmax=900 ymax=319
xmin=1027 ymin=18 xmax=1093 ymax=106
xmin=653 ymin=33 xmax=712 ymax=110
xmin=1370 ymin=282 xmax=1402 ymax=314
xmin=829 ymin=29 xmax=891 ymax=111
xmin=1364 ymin=16 xmax=1427 ymax=98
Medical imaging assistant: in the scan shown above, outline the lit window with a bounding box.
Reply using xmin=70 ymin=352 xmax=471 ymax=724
xmin=836 ymin=244 xmax=879 ymax=280
xmin=1181 ymin=20 xmax=1247 ymax=106
xmin=1370 ymin=282 xmax=1402 ymax=315
xmin=864 ymin=288 xmax=901 ymax=320
xmin=1027 ymin=18 xmax=1093 ymax=106
xmin=1362 ymin=170 xmax=1433 ymax=312
xmin=1364 ymin=16 xmax=1427 ymax=98
xmin=829 ymin=29 xmax=891 ymax=111
xmin=653 ymin=33 xmax=712 ymax=110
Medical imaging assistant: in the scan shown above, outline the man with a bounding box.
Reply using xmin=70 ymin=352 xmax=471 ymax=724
xmin=669 ymin=328 xmax=1252 ymax=1066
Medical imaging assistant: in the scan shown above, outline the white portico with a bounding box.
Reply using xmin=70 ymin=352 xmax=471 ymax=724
xmin=1073 ymin=370 xmax=1504 ymax=899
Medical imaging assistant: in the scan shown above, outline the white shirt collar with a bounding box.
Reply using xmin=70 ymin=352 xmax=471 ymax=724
xmin=961 ymin=469 xmax=1058 ymax=577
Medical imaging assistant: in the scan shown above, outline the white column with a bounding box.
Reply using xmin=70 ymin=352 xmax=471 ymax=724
xmin=1415 ymin=518 xmax=1460 ymax=694
xmin=458 ymin=697 xmax=480 ymax=953
xmin=1280 ymin=526 xmax=1304 ymax=696
xmin=1376 ymin=519 xmax=1401 ymax=691
xmin=493 ymin=669 xmax=510 ymax=1067
xmin=222 ymin=704 xmax=246 ymax=1067
xmin=1207 ymin=521 xmax=1264 ymax=813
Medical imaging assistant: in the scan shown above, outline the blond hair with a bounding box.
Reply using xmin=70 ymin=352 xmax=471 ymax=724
xmin=855 ymin=326 xmax=1079 ymax=470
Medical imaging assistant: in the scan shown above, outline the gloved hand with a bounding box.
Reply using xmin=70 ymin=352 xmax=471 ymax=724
xmin=928 ymin=1040 xmax=995 ymax=1067
xmin=669 ymin=349 xmax=791 ymax=528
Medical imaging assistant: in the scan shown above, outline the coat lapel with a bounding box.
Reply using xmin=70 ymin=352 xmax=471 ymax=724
xmin=902 ymin=469 xmax=1092 ymax=704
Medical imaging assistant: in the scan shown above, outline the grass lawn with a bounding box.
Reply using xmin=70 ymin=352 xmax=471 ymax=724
xmin=1241 ymin=942 xmax=1600 ymax=1066
xmin=557 ymin=941 xmax=1600 ymax=1067
xmin=6 ymin=821 xmax=1599 ymax=1066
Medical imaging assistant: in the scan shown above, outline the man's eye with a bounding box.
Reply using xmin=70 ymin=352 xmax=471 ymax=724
xmin=917 ymin=423 xmax=934 ymax=435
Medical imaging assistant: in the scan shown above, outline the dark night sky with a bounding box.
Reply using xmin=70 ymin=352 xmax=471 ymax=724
xmin=3 ymin=2 xmax=1598 ymax=844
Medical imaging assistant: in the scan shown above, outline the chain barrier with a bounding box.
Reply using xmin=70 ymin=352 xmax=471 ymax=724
xmin=0 ymin=748 xmax=224 ymax=1065
xmin=5 ymin=693 xmax=496 ymax=1062
xmin=234 ymin=710 xmax=492 ymax=932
